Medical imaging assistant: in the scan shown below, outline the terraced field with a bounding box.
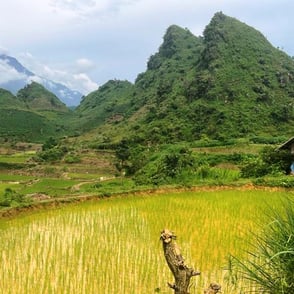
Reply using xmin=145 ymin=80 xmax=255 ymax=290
xmin=0 ymin=189 xmax=291 ymax=293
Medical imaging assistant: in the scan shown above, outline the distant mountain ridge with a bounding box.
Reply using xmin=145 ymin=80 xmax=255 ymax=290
xmin=0 ymin=54 xmax=82 ymax=106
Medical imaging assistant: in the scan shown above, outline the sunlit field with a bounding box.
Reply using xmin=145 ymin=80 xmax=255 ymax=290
xmin=0 ymin=190 xmax=292 ymax=294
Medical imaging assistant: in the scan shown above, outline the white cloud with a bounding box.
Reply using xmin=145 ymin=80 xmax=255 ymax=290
xmin=75 ymin=58 xmax=96 ymax=73
xmin=27 ymin=75 xmax=44 ymax=85
xmin=50 ymin=0 xmax=139 ymax=18
xmin=73 ymin=73 xmax=98 ymax=93
xmin=0 ymin=46 xmax=9 ymax=55
xmin=17 ymin=52 xmax=98 ymax=94
xmin=0 ymin=60 xmax=26 ymax=84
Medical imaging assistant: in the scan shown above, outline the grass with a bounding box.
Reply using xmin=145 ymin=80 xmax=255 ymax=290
xmin=0 ymin=174 xmax=35 ymax=181
xmin=0 ymin=189 xmax=292 ymax=293
xmin=19 ymin=178 xmax=80 ymax=197
xmin=192 ymin=143 xmax=265 ymax=155
xmin=228 ymin=197 xmax=294 ymax=293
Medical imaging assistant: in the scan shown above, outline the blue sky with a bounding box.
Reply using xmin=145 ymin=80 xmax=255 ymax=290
xmin=0 ymin=0 xmax=293 ymax=94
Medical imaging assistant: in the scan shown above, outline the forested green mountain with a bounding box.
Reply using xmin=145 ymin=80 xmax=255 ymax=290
xmin=0 ymin=88 xmax=24 ymax=109
xmin=17 ymin=82 xmax=69 ymax=112
xmin=78 ymin=12 xmax=294 ymax=144
xmin=75 ymin=80 xmax=133 ymax=131
xmin=0 ymin=83 xmax=72 ymax=142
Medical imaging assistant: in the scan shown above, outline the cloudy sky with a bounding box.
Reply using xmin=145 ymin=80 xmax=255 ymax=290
xmin=0 ymin=0 xmax=293 ymax=94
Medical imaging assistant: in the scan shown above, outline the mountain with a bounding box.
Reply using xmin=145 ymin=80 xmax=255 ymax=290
xmin=76 ymin=25 xmax=204 ymax=139
xmin=0 ymin=54 xmax=82 ymax=106
xmin=17 ymin=82 xmax=69 ymax=112
xmin=0 ymin=83 xmax=73 ymax=142
xmin=0 ymin=88 xmax=24 ymax=109
xmin=77 ymin=12 xmax=294 ymax=144
xmin=75 ymin=79 xmax=133 ymax=132
xmin=1 ymin=12 xmax=293 ymax=144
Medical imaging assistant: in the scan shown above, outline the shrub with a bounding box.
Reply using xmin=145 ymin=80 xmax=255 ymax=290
xmin=0 ymin=188 xmax=29 ymax=207
xmin=134 ymin=145 xmax=196 ymax=185
xmin=64 ymin=154 xmax=81 ymax=164
xmin=241 ymin=146 xmax=291 ymax=177
xmin=35 ymin=146 xmax=68 ymax=162
xmin=228 ymin=198 xmax=294 ymax=293
xmin=253 ymin=176 xmax=294 ymax=188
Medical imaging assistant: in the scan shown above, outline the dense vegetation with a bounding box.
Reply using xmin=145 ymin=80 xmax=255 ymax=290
xmin=0 ymin=83 xmax=74 ymax=142
xmin=17 ymin=82 xmax=69 ymax=112
xmin=77 ymin=12 xmax=294 ymax=146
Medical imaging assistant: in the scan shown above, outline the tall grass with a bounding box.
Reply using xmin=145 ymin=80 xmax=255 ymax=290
xmin=228 ymin=197 xmax=294 ymax=293
xmin=0 ymin=190 xmax=292 ymax=293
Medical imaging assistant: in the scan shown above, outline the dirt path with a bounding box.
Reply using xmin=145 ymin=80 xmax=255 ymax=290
xmin=70 ymin=176 xmax=115 ymax=192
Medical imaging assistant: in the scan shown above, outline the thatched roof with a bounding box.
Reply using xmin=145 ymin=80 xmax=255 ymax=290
xmin=277 ymin=137 xmax=294 ymax=150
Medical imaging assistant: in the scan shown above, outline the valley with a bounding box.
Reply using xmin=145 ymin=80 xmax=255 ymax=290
xmin=0 ymin=11 xmax=293 ymax=294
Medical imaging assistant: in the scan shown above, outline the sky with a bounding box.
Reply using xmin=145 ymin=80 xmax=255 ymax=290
xmin=0 ymin=0 xmax=293 ymax=95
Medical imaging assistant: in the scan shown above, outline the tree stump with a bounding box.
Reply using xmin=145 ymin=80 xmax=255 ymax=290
xmin=204 ymin=283 xmax=221 ymax=294
xmin=160 ymin=229 xmax=200 ymax=294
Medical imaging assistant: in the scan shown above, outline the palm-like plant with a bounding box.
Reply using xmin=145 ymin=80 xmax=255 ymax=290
xmin=228 ymin=198 xmax=294 ymax=293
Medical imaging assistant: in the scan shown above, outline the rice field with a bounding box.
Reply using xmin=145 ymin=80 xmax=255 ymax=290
xmin=0 ymin=189 xmax=292 ymax=294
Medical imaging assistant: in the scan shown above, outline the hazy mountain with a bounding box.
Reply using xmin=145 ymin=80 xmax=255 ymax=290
xmin=0 ymin=54 xmax=82 ymax=106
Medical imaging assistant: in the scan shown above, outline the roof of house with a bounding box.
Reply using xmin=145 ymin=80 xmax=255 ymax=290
xmin=277 ymin=136 xmax=294 ymax=150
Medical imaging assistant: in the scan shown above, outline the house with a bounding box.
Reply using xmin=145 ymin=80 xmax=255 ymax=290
xmin=277 ymin=137 xmax=294 ymax=174
xmin=277 ymin=136 xmax=294 ymax=154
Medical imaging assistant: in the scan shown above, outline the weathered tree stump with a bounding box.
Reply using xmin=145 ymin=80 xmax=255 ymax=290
xmin=160 ymin=229 xmax=200 ymax=294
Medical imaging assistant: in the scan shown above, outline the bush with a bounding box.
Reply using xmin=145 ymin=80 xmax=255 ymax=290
xmin=241 ymin=146 xmax=291 ymax=177
xmin=253 ymin=176 xmax=294 ymax=188
xmin=134 ymin=145 xmax=196 ymax=185
xmin=35 ymin=146 xmax=68 ymax=162
xmin=228 ymin=198 xmax=294 ymax=293
xmin=64 ymin=153 xmax=81 ymax=164
xmin=0 ymin=188 xmax=29 ymax=207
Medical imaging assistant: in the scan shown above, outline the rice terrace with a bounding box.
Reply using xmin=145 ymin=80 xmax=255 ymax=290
xmin=1 ymin=8 xmax=294 ymax=294
xmin=0 ymin=127 xmax=294 ymax=294
xmin=0 ymin=188 xmax=292 ymax=294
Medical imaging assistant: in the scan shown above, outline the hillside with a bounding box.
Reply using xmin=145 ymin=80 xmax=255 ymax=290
xmin=17 ymin=82 xmax=69 ymax=112
xmin=77 ymin=12 xmax=294 ymax=144
xmin=0 ymin=83 xmax=73 ymax=142
xmin=0 ymin=88 xmax=24 ymax=109
xmin=77 ymin=24 xmax=204 ymax=142
xmin=75 ymin=80 xmax=133 ymax=131
xmin=193 ymin=12 xmax=294 ymax=138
